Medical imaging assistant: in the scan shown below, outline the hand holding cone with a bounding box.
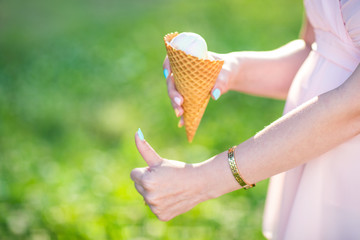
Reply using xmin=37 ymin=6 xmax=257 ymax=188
xmin=164 ymin=32 xmax=224 ymax=142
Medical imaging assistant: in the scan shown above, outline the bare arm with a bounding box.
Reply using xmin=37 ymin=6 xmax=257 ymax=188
xmin=200 ymin=65 xmax=360 ymax=198
xmin=164 ymin=17 xmax=315 ymax=126
xmin=132 ymin=64 xmax=360 ymax=221
xmin=132 ymin=17 xmax=360 ymax=222
xmin=225 ymin=17 xmax=315 ymax=99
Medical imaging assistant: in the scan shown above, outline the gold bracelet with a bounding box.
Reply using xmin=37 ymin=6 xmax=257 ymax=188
xmin=228 ymin=146 xmax=255 ymax=190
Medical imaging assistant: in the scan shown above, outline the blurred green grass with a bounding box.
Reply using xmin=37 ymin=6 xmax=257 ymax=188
xmin=0 ymin=0 xmax=303 ymax=239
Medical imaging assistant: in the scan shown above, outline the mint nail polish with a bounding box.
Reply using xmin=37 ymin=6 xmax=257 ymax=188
xmin=212 ymin=88 xmax=221 ymax=100
xmin=163 ymin=69 xmax=169 ymax=79
xmin=137 ymin=128 xmax=144 ymax=141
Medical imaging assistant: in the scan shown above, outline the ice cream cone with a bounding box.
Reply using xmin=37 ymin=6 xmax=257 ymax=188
xmin=164 ymin=32 xmax=224 ymax=142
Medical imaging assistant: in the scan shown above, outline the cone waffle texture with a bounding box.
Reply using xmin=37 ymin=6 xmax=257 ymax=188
xmin=164 ymin=32 xmax=224 ymax=142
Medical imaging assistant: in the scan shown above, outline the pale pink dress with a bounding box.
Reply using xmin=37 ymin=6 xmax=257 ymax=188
xmin=262 ymin=0 xmax=360 ymax=239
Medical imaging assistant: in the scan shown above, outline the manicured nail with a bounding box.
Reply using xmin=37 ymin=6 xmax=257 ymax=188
xmin=178 ymin=120 xmax=183 ymax=128
xmin=175 ymin=108 xmax=180 ymax=117
xmin=174 ymin=97 xmax=181 ymax=106
xmin=137 ymin=128 xmax=144 ymax=141
xmin=212 ymin=88 xmax=221 ymax=100
xmin=163 ymin=69 xmax=169 ymax=79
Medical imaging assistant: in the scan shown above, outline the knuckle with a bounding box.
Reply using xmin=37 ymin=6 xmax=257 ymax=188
xmin=167 ymin=84 xmax=179 ymax=98
xmin=135 ymin=187 xmax=144 ymax=196
xmin=163 ymin=60 xmax=171 ymax=71
xmin=151 ymin=206 xmax=160 ymax=215
xmin=217 ymin=70 xmax=228 ymax=81
xmin=166 ymin=75 xmax=173 ymax=86
xmin=142 ymin=178 xmax=154 ymax=190
xmin=167 ymin=91 xmax=178 ymax=103
xmin=141 ymin=171 xmax=155 ymax=186
xmin=167 ymin=90 xmax=176 ymax=100
xmin=130 ymin=170 xmax=136 ymax=180
xmin=158 ymin=214 xmax=171 ymax=222
xmin=145 ymin=194 xmax=158 ymax=205
xmin=149 ymin=203 xmax=173 ymax=222
xmin=130 ymin=168 xmax=141 ymax=181
xmin=166 ymin=79 xmax=172 ymax=90
xmin=166 ymin=84 xmax=172 ymax=95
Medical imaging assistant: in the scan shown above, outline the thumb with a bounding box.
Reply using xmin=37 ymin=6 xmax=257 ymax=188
xmin=135 ymin=128 xmax=163 ymax=167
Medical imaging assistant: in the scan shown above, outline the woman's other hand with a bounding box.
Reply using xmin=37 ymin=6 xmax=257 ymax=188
xmin=163 ymin=52 xmax=238 ymax=127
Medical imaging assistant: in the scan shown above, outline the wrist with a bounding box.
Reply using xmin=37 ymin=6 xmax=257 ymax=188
xmin=227 ymin=52 xmax=248 ymax=92
xmin=194 ymin=151 xmax=241 ymax=201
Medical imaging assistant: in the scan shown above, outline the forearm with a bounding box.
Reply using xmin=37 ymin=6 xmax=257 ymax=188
xmin=197 ymin=66 xmax=360 ymax=199
xmin=228 ymin=17 xmax=315 ymax=100
xmin=240 ymin=86 xmax=360 ymax=184
xmin=228 ymin=40 xmax=312 ymax=99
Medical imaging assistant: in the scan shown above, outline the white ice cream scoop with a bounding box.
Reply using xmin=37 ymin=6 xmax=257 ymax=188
xmin=169 ymin=32 xmax=208 ymax=59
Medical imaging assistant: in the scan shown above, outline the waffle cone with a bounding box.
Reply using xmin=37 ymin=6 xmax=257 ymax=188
xmin=164 ymin=32 xmax=224 ymax=142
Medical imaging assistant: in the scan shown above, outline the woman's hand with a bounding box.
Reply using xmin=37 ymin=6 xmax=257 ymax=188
xmin=130 ymin=129 xmax=209 ymax=221
xmin=163 ymin=52 xmax=239 ymax=127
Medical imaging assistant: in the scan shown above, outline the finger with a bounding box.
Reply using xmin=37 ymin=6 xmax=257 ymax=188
xmin=211 ymin=87 xmax=222 ymax=101
xmin=163 ymin=55 xmax=172 ymax=79
xmin=211 ymin=70 xmax=228 ymax=100
xmin=134 ymin=182 xmax=146 ymax=196
xmin=130 ymin=167 xmax=148 ymax=184
xmin=135 ymin=128 xmax=163 ymax=167
xmin=164 ymin=56 xmax=184 ymax=111
xmin=166 ymin=74 xmax=184 ymax=110
xmin=208 ymin=51 xmax=228 ymax=101
xmin=178 ymin=117 xmax=184 ymax=128
xmin=174 ymin=107 xmax=184 ymax=118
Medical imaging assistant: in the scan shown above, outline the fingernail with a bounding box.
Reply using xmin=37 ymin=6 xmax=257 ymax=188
xmin=137 ymin=128 xmax=144 ymax=141
xmin=163 ymin=69 xmax=169 ymax=79
xmin=212 ymin=88 xmax=221 ymax=100
xmin=178 ymin=120 xmax=183 ymax=128
xmin=175 ymin=108 xmax=180 ymax=117
xmin=174 ymin=97 xmax=181 ymax=106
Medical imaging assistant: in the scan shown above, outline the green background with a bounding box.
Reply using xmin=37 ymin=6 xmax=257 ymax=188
xmin=0 ymin=0 xmax=303 ymax=239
